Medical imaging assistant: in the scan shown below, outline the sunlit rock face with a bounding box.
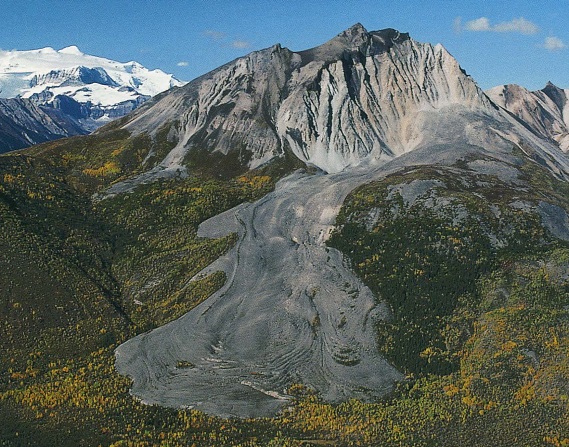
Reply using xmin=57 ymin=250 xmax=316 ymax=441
xmin=487 ymin=82 xmax=569 ymax=151
xmin=121 ymin=24 xmax=498 ymax=175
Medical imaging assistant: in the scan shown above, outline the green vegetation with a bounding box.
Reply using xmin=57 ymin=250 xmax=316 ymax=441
xmin=1 ymin=251 xmax=568 ymax=446
xmin=26 ymin=125 xmax=178 ymax=193
xmin=328 ymin=164 xmax=554 ymax=375
xmin=1 ymin=133 xmax=569 ymax=447
xmin=0 ymin=128 xmax=304 ymax=445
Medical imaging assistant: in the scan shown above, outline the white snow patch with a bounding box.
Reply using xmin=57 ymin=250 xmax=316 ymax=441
xmin=0 ymin=46 xmax=184 ymax=99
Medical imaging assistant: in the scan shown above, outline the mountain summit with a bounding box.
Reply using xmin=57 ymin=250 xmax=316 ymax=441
xmin=112 ymin=23 xmax=515 ymax=195
xmin=296 ymin=24 xmax=410 ymax=65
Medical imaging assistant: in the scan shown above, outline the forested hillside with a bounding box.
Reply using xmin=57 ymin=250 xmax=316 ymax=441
xmin=1 ymin=130 xmax=568 ymax=445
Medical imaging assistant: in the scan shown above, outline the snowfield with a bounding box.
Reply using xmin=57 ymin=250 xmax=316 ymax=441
xmin=0 ymin=46 xmax=182 ymax=98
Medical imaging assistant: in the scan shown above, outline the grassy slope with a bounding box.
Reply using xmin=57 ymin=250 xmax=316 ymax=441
xmin=0 ymin=128 xmax=308 ymax=446
xmin=1 ymin=128 xmax=569 ymax=446
xmin=325 ymin=157 xmax=569 ymax=446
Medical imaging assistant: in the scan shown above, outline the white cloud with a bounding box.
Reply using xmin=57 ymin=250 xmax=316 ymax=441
xmin=543 ymin=36 xmax=566 ymax=51
xmin=465 ymin=17 xmax=491 ymax=32
xmin=177 ymin=61 xmax=189 ymax=67
xmin=231 ymin=40 xmax=250 ymax=49
xmin=203 ymin=30 xmax=226 ymax=41
xmin=464 ymin=16 xmax=539 ymax=35
xmin=493 ymin=17 xmax=539 ymax=34
xmin=202 ymin=30 xmax=251 ymax=50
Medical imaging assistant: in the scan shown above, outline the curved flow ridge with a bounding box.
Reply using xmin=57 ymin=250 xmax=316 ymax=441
xmin=115 ymin=163 xmax=406 ymax=418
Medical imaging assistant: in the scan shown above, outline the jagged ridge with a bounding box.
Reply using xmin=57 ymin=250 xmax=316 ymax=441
xmin=487 ymin=82 xmax=569 ymax=151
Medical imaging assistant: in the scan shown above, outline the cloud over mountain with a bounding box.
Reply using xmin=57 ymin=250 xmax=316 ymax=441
xmin=460 ymin=16 xmax=539 ymax=35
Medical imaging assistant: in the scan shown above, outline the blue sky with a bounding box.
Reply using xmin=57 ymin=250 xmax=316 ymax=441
xmin=1 ymin=0 xmax=567 ymax=90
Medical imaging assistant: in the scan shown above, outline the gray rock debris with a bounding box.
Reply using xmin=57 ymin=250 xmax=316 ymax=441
xmin=116 ymin=168 xmax=404 ymax=418
xmin=115 ymin=25 xmax=569 ymax=417
xmin=538 ymin=201 xmax=569 ymax=241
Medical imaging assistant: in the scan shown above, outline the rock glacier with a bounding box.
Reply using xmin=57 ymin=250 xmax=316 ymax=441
xmin=114 ymin=24 xmax=569 ymax=417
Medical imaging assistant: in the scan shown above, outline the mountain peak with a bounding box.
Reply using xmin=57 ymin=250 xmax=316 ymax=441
xmin=486 ymin=80 xmax=569 ymax=152
xmin=543 ymin=80 xmax=563 ymax=93
xmin=297 ymin=25 xmax=410 ymax=67
xmin=369 ymin=28 xmax=410 ymax=46
xmin=59 ymin=45 xmax=84 ymax=56
xmin=339 ymin=22 xmax=368 ymax=39
xmin=541 ymin=80 xmax=568 ymax=119
xmin=37 ymin=47 xmax=57 ymax=54
xmin=334 ymin=24 xmax=410 ymax=49
xmin=0 ymin=45 xmax=184 ymax=142
xmin=119 ymin=22 xmax=490 ymax=178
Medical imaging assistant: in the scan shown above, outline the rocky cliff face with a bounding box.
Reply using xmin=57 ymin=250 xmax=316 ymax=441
xmin=0 ymin=98 xmax=86 ymax=153
xmin=29 ymin=66 xmax=120 ymax=88
xmin=120 ymin=24 xmax=502 ymax=177
xmin=486 ymin=82 xmax=569 ymax=151
xmin=275 ymin=27 xmax=495 ymax=171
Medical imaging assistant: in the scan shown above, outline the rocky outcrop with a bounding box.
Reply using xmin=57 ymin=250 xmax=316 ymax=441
xmin=0 ymin=98 xmax=86 ymax=153
xmin=486 ymin=82 xmax=569 ymax=151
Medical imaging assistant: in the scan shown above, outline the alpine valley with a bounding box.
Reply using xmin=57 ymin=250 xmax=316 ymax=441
xmin=1 ymin=24 xmax=569 ymax=447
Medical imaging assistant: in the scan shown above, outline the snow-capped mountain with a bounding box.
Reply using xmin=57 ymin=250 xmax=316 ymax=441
xmin=486 ymin=82 xmax=569 ymax=151
xmin=0 ymin=45 xmax=184 ymax=132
